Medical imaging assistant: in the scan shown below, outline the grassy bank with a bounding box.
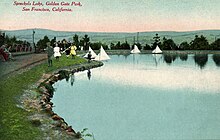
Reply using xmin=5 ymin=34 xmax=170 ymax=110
xmin=0 ymin=55 xmax=87 ymax=140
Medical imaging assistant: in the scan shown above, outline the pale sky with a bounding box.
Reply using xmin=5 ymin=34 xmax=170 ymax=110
xmin=0 ymin=0 xmax=220 ymax=32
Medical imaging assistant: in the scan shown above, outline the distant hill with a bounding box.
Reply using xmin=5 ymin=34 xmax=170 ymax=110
xmin=1 ymin=28 xmax=220 ymax=45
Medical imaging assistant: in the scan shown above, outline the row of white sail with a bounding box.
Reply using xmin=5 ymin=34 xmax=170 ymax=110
xmin=84 ymin=45 xmax=162 ymax=61
xmin=84 ymin=46 xmax=110 ymax=61
xmin=131 ymin=45 xmax=162 ymax=54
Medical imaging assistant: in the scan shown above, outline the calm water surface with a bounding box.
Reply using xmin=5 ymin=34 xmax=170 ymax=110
xmin=52 ymin=54 xmax=220 ymax=140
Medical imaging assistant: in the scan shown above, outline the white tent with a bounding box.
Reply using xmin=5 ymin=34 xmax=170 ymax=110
xmin=152 ymin=45 xmax=162 ymax=54
xmin=95 ymin=46 xmax=110 ymax=61
xmin=84 ymin=46 xmax=97 ymax=58
xmin=131 ymin=45 xmax=141 ymax=53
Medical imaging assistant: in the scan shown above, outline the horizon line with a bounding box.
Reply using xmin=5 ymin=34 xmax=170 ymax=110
xmin=1 ymin=27 xmax=220 ymax=34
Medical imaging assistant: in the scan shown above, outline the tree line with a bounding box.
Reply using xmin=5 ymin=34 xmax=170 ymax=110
xmin=148 ymin=34 xmax=220 ymax=50
xmin=2 ymin=32 xmax=219 ymax=51
xmin=36 ymin=34 xmax=109 ymax=51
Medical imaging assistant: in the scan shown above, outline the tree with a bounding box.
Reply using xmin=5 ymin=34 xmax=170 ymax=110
xmin=210 ymin=38 xmax=220 ymax=50
xmin=190 ymin=35 xmax=209 ymax=50
xmin=90 ymin=42 xmax=102 ymax=50
xmin=4 ymin=35 xmax=17 ymax=46
xmin=162 ymin=37 xmax=177 ymax=50
xmin=110 ymin=43 xmax=115 ymax=50
xmin=82 ymin=34 xmax=90 ymax=50
xmin=90 ymin=42 xmax=108 ymax=50
xmin=120 ymin=41 xmax=130 ymax=50
xmin=114 ymin=41 xmax=121 ymax=49
xmin=11 ymin=36 xmax=17 ymax=43
xmin=152 ymin=33 xmax=161 ymax=49
xmin=179 ymin=41 xmax=190 ymax=50
xmin=50 ymin=37 xmax=56 ymax=47
xmin=73 ymin=34 xmax=79 ymax=47
xmin=79 ymin=39 xmax=84 ymax=48
xmin=4 ymin=35 xmax=10 ymax=45
xmin=37 ymin=36 xmax=50 ymax=50
xmin=143 ymin=43 xmax=152 ymax=50
xmin=0 ymin=32 xmax=5 ymax=46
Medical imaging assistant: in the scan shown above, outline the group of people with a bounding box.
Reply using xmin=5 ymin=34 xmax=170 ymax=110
xmin=46 ymin=42 xmax=77 ymax=67
xmin=14 ymin=43 xmax=32 ymax=52
xmin=0 ymin=42 xmax=32 ymax=62
xmin=0 ymin=44 xmax=13 ymax=61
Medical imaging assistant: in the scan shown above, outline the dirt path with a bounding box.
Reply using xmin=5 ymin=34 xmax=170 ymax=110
xmin=0 ymin=53 xmax=47 ymax=77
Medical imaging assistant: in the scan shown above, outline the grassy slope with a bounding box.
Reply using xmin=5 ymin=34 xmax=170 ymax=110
xmin=0 ymin=56 xmax=87 ymax=140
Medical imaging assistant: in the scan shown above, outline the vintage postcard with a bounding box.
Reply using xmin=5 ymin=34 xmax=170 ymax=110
xmin=0 ymin=0 xmax=220 ymax=140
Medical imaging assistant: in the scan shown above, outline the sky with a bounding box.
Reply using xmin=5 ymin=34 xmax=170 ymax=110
xmin=0 ymin=0 xmax=220 ymax=32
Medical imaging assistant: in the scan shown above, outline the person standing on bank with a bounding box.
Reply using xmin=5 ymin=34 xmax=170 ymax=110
xmin=70 ymin=44 xmax=77 ymax=59
xmin=54 ymin=43 xmax=61 ymax=60
xmin=46 ymin=42 xmax=53 ymax=67
xmin=87 ymin=51 xmax=92 ymax=63
xmin=65 ymin=47 xmax=70 ymax=57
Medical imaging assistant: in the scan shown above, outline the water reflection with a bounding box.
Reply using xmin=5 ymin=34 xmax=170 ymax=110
xmin=213 ymin=54 xmax=220 ymax=67
xmin=179 ymin=54 xmax=188 ymax=61
xmin=65 ymin=74 xmax=70 ymax=82
xmin=132 ymin=54 xmax=139 ymax=64
xmin=52 ymin=54 xmax=220 ymax=140
xmin=118 ymin=53 xmax=220 ymax=69
xmin=87 ymin=69 xmax=91 ymax=80
xmin=70 ymin=73 xmax=75 ymax=86
xmin=124 ymin=53 xmax=130 ymax=59
xmin=163 ymin=54 xmax=177 ymax=64
xmin=152 ymin=54 xmax=162 ymax=66
xmin=194 ymin=54 xmax=208 ymax=69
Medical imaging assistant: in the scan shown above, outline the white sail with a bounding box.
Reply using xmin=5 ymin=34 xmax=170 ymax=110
xmin=84 ymin=46 xmax=97 ymax=58
xmin=95 ymin=46 xmax=110 ymax=61
xmin=131 ymin=45 xmax=140 ymax=53
xmin=152 ymin=45 xmax=162 ymax=54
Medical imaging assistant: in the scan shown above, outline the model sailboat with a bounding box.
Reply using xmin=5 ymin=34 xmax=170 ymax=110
xmin=131 ymin=45 xmax=141 ymax=53
xmin=84 ymin=46 xmax=97 ymax=58
xmin=94 ymin=46 xmax=110 ymax=61
xmin=152 ymin=45 xmax=162 ymax=54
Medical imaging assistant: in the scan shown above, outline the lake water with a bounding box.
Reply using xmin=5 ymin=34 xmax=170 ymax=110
xmin=52 ymin=54 xmax=220 ymax=140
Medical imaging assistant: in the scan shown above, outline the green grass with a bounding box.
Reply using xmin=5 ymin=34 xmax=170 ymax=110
xmin=0 ymin=55 xmax=87 ymax=140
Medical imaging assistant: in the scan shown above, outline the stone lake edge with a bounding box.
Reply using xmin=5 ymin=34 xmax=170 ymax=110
xmin=22 ymin=61 xmax=103 ymax=139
